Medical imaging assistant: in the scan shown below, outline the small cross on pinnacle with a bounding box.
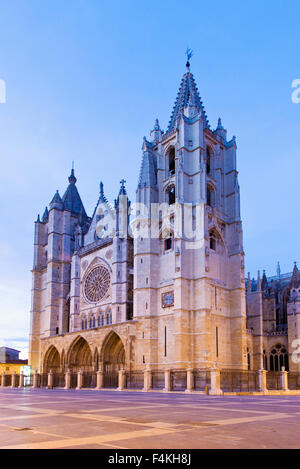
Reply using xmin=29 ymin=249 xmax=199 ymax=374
xmin=119 ymin=179 xmax=127 ymax=195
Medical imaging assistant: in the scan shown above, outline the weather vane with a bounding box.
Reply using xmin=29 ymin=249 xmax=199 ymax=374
xmin=185 ymin=47 xmax=193 ymax=64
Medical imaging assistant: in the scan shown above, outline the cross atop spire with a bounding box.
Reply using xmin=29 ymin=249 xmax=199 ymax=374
xmin=119 ymin=179 xmax=127 ymax=195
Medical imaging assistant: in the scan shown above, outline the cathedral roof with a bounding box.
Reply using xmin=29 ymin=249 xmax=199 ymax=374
xmin=166 ymin=67 xmax=209 ymax=133
xmin=246 ymin=264 xmax=298 ymax=294
xmin=61 ymin=169 xmax=88 ymax=217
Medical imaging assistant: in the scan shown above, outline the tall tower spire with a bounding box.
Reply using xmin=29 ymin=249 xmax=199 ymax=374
xmin=166 ymin=61 xmax=209 ymax=133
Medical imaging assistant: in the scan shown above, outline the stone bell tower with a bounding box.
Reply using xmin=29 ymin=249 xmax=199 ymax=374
xmin=29 ymin=169 xmax=88 ymax=371
xmin=133 ymin=59 xmax=248 ymax=370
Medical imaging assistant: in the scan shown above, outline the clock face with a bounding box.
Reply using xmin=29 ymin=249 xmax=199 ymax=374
xmin=84 ymin=266 xmax=110 ymax=303
xmin=162 ymin=291 xmax=174 ymax=308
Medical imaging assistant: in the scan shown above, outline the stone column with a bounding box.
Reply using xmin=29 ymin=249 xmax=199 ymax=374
xmin=209 ymin=365 xmax=222 ymax=395
xmin=65 ymin=369 xmax=71 ymax=390
xmin=11 ymin=372 xmax=17 ymax=388
xmin=96 ymin=370 xmax=104 ymax=390
xmin=76 ymin=370 xmax=83 ymax=390
xmin=47 ymin=370 xmax=54 ymax=389
xmin=33 ymin=371 xmax=39 ymax=388
xmin=1 ymin=373 xmax=6 ymax=387
xmin=281 ymin=367 xmax=289 ymax=391
xmin=185 ymin=368 xmax=194 ymax=393
xmin=163 ymin=369 xmax=171 ymax=392
xmin=19 ymin=373 xmax=25 ymax=388
xmin=258 ymin=369 xmax=267 ymax=393
xmin=117 ymin=369 xmax=125 ymax=391
xmin=143 ymin=366 xmax=151 ymax=392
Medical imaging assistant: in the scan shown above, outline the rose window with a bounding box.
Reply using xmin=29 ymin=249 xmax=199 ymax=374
xmin=84 ymin=266 xmax=110 ymax=303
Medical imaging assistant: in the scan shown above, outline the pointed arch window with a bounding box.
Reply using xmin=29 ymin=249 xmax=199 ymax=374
xmin=167 ymin=185 xmax=176 ymax=205
xmin=164 ymin=232 xmax=174 ymax=252
xmin=107 ymin=311 xmax=112 ymax=325
xmin=206 ymin=147 xmax=211 ymax=175
xmin=210 ymin=233 xmax=216 ymax=251
xmin=269 ymin=344 xmax=289 ymax=371
xmin=209 ymin=229 xmax=223 ymax=254
xmin=207 ymin=185 xmax=215 ymax=208
xmin=168 ymin=147 xmax=175 ymax=176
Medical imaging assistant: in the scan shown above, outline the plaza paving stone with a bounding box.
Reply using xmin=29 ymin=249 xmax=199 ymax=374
xmin=0 ymin=388 xmax=299 ymax=449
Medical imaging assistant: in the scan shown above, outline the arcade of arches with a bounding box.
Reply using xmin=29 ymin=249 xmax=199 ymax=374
xmin=43 ymin=332 xmax=125 ymax=374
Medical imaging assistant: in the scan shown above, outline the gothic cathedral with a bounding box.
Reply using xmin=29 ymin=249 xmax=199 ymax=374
xmin=29 ymin=61 xmax=299 ymax=377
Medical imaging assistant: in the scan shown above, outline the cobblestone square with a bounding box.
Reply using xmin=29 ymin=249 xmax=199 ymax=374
xmin=0 ymin=388 xmax=300 ymax=449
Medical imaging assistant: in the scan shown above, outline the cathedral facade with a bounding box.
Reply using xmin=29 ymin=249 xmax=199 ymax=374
xmin=28 ymin=62 xmax=299 ymax=378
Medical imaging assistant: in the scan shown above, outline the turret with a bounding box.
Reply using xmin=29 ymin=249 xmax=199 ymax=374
xmin=214 ymin=118 xmax=227 ymax=141
xmin=49 ymin=191 xmax=63 ymax=211
xmin=150 ymin=119 xmax=163 ymax=144
xmin=261 ymin=270 xmax=268 ymax=291
xmin=112 ymin=180 xmax=133 ymax=323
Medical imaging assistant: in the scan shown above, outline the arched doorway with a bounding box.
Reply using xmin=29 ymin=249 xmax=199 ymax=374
xmin=44 ymin=346 xmax=61 ymax=373
xmin=100 ymin=331 xmax=125 ymax=388
xmin=67 ymin=336 xmax=93 ymax=372
xmin=101 ymin=331 xmax=125 ymax=373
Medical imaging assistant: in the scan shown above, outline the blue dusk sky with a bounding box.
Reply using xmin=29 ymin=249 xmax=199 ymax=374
xmin=0 ymin=0 xmax=299 ymax=358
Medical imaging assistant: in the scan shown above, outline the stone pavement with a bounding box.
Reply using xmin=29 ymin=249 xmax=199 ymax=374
xmin=0 ymin=388 xmax=300 ymax=449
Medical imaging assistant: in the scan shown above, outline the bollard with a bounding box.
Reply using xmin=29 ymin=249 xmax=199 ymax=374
xmin=76 ymin=370 xmax=83 ymax=390
xmin=117 ymin=369 xmax=125 ymax=391
xmin=143 ymin=366 xmax=151 ymax=392
xmin=163 ymin=369 xmax=171 ymax=392
xmin=185 ymin=368 xmax=194 ymax=393
xmin=209 ymin=366 xmax=222 ymax=395
xmin=258 ymin=369 xmax=267 ymax=393
xmin=280 ymin=367 xmax=289 ymax=392
xmin=47 ymin=370 xmax=54 ymax=389
xmin=19 ymin=373 xmax=25 ymax=388
xmin=33 ymin=370 xmax=39 ymax=388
